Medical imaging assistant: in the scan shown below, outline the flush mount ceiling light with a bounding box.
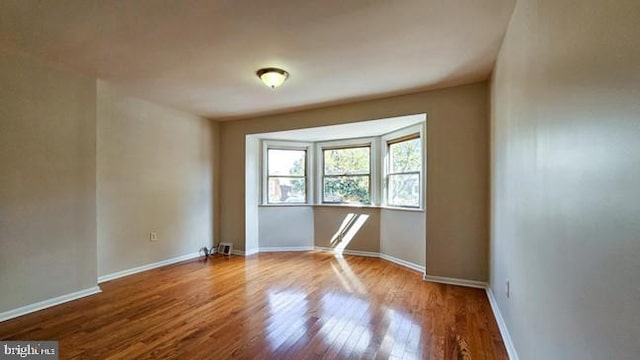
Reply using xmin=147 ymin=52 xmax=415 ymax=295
xmin=257 ymin=67 xmax=289 ymax=89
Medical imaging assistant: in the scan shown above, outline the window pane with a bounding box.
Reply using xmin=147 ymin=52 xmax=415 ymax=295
xmin=323 ymin=176 xmax=370 ymax=203
xmin=268 ymin=149 xmax=305 ymax=176
xmin=323 ymin=147 xmax=370 ymax=175
xmin=268 ymin=177 xmax=306 ymax=203
xmin=389 ymin=138 xmax=421 ymax=173
xmin=388 ymin=173 xmax=420 ymax=207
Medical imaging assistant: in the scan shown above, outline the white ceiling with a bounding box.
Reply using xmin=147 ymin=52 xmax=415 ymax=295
xmin=0 ymin=0 xmax=515 ymax=120
xmin=258 ymin=113 xmax=426 ymax=142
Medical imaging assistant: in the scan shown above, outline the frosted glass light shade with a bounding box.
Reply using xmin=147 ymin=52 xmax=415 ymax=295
xmin=257 ymin=68 xmax=289 ymax=89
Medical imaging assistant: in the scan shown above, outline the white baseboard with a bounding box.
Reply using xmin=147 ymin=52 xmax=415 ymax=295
xmin=486 ymin=287 xmax=519 ymax=360
xmin=422 ymin=274 xmax=488 ymax=289
xmin=422 ymin=274 xmax=518 ymax=359
xmin=238 ymin=245 xmax=424 ymax=277
xmin=379 ymin=253 xmax=425 ymax=273
xmin=259 ymin=246 xmax=315 ymax=252
xmin=314 ymin=246 xmax=425 ymax=273
xmin=342 ymin=249 xmax=380 ymax=258
xmin=231 ymin=248 xmax=259 ymax=256
xmin=314 ymin=246 xmax=379 ymax=258
xmin=0 ymin=286 xmax=102 ymax=323
xmin=98 ymin=252 xmax=200 ymax=283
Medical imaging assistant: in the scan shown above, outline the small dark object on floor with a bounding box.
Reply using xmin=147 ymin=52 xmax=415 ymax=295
xmin=199 ymin=246 xmax=213 ymax=258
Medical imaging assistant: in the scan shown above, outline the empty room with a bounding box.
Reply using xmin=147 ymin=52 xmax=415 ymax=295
xmin=0 ymin=0 xmax=638 ymax=359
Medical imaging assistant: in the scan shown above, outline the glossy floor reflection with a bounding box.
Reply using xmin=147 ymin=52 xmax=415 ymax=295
xmin=317 ymin=292 xmax=372 ymax=357
xmin=0 ymin=251 xmax=508 ymax=359
xmin=266 ymin=290 xmax=309 ymax=351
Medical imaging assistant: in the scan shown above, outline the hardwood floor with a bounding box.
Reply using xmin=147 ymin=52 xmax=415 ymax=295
xmin=0 ymin=252 xmax=508 ymax=359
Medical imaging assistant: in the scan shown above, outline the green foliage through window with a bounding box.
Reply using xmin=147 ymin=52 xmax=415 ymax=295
xmin=323 ymin=147 xmax=370 ymax=203
xmin=387 ymin=137 xmax=421 ymax=207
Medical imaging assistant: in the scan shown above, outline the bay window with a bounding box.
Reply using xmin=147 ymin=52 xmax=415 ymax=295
xmin=261 ymin=121 xmax=424 ymax=210
xmin=386 ymin=134 xmax=421 ymax=208
xmin=322 ymin=146 xmax=371 ymax=204
xmin=265 ymin=146 xmax=308 ymax=204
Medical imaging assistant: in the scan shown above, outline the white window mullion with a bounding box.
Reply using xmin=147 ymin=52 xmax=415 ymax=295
xmin=317 ymin=138 xmax=374 ymax=205
xmin=261 ymin=119 xmax=424 ymax=209
xmin=381 ymin=124 xmax=424 ymax=209
xmin=262 ymin=140 xmax=312 ymax=205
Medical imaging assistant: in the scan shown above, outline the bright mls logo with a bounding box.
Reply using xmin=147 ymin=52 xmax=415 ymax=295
xmin=1 ymin=341 xmax=58 ymax=360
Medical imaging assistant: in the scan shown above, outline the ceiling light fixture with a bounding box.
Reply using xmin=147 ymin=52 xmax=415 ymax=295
xmin=257 ymin=67 xmax=289 ymax=89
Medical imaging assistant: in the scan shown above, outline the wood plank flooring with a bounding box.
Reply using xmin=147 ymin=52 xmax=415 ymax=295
xmin=0 ymin=252 xmax=508 ymax=359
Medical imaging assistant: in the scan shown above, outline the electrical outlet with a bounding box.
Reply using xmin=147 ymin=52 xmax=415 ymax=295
xmin=150 ymin=232 xmax=158 ymax=242
xmin=506 ymin=278 xmax=510 ymax=298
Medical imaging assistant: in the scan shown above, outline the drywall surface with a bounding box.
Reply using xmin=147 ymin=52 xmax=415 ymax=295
xmin=258 ymin=207 xmax=314 ymax=249
xmin=211 ymin=120 xmax=221 ymax=248
xmin=244 ymin=135 xmax=260 ymax=254
xmin=0 ymin=50 xmax=97 ymax=312
xmin=97 ymin=81 xmax=213 ymax=276
xmin=313 ymin=207 xmax=380 ymax=253
xmin=220 ymin=83 xmax=489 ymax=281
xmin=380 ymin=209 xmax=426 ymax=267
xmin=490 ymin=0 xmax=640 ymax=358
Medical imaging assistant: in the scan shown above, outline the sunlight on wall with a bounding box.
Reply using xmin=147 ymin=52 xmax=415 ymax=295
xmin=330 ymin=213 xmax=356 ymax=245
xmin=330 ymin=213 xmax=370 ymax=252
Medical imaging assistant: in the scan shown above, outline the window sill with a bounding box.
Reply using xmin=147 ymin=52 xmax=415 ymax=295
xmin=259 ymin=203 xmax=425 ymax=212
xmin=259 ymin=203 xmax=314 ymax=207
xmin=315 ymin=204 xmax=425 ymax=212
xmin=313 ymin=203 xmax=379 ymax=209
xmin=379 ymin=205 xmax=424 ymax=213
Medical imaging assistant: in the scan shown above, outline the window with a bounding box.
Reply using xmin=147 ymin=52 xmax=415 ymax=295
xmin=322 ymin=146 xmax=371 ymax=204
xmin=266 ymin=148 xmax=307 ymax=203
xmin=386 ymin=134 xmax=421 ymax=207
xmin=261 ymin=117 xmax=425 ymax=209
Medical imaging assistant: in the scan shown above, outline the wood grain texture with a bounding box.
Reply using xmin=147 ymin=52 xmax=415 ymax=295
xmin=0 ymin=252 xmax=508 ymax=359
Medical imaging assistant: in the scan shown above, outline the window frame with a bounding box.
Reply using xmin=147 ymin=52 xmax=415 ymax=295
xmin=381 ymin=124 xmax=425 ymax=210
xmin=316 ymin=137 xmax=379 ymax=205
xmin=259 ymin=120 xmax=425 ymax=209
xmin=262 ymin=140 xmax=313 ymax=205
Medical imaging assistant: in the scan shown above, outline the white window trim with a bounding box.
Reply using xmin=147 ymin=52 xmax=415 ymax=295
xmin=259 ymin=120 xmax=425 ymax=210
xmin=316 ymin=137 xmax=379 ymax=206
xmin=261 ymin=140 xmax=313 ymax=206
xmin=381 ymin=123 xmax=426 ymax=210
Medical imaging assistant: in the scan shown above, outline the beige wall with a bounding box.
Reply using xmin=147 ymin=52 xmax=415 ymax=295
xmin=380 ymin=209 xmax=426 ymax=267
xmin=314 ymin=207 xmax=380 ymax=253
xmin=259 ymin=207 xmax=314 ymax=249
xmin=220 ymin=82 xmax=489 ymax=280
xmin=211 ymin=120 xmax=221 ymax=247
xmin=0 ymin=50 xmax=97 ymax=312
xmin=490 ymin=0 xmax=640 ymax=358
xmin=97 ymin=82 xmax=214 ymax=276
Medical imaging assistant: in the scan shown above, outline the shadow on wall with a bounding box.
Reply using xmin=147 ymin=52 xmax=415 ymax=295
xmin=330 ymin=213 xmax=370 ymax=252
